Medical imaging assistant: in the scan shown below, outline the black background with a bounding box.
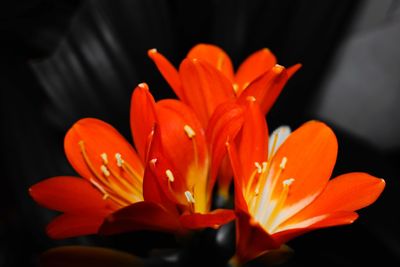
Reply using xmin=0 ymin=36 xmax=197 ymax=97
xmin=1 ymin=0 xmax=399 ymax=266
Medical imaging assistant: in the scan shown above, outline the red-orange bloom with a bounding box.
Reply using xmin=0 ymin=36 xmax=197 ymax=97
xmin=225 ymin=100 xmax=385 ymax=264
xmin=149 ymin=44 xmax=300 ymax=197
xmin=101 ymin=84 xmax=235 ymax=234
xmin=148 ymin=43 xmax=301 ymax=128
xmin=30 ymin=83 xmax=234 ymax=239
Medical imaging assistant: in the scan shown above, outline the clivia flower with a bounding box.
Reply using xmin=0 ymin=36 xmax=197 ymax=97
xmin=225 ymin=99 xmax=385 ymax=264
xmin=148 ymin=43 xmax=301 ymax=128
xmin=29 ymin=83 xmax=234 ymax=239
xmin=148 ymin=44 xmax=301 ymax=198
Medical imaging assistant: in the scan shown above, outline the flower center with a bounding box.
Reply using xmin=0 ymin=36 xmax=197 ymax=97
xmin=79 ymin=141 xmax=143 ymax=207
xmin=245 ymin=154 xmax=293 ymax=233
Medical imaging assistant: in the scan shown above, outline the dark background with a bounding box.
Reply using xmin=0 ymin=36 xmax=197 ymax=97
xmin=1 ymin=0 xmax=399 ymax=266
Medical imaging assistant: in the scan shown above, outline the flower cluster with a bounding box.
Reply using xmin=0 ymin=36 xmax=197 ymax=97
xmin=30 ymin=44 xmax=385 ymax=265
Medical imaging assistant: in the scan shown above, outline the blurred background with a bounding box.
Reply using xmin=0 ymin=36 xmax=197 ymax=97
xmin=1 ymin=0 xmax=399 ymax=266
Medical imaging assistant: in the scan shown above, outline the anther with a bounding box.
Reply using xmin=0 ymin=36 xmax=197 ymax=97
xmin=255 ymin=162 xmax=262 ymax=174
xmin=115 ymin=153 xmax=124 ymax=167
xmin=279 ymin=157 xmax=287 ymax=169
xmin=100 ymin=153 xmax=108 ymax=164
xmin=149 ymin=48 xmax=157 ymax=54
xmin=283 ymin=178 xmax=295 ymax=186
xmin=184 ymin=191 xmax=195 ymax=203
xmin=138 ymin=83 xmax=147 ymax=89
xmin=184 ymin=125 xmax=196 ymax=138
xmin=262 ymin=162 xmax=268 ymax=172
xmin=165 ymin=169 xmax=175 ymax=182
xmin=100 ymin=165 xmax=110 ymax=177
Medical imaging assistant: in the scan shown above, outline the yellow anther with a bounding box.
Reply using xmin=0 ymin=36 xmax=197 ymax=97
xmin=255 ymin=162 xmax=262 ymax=174
xmin=184 ymin=125 xmax=196 ymax=138
xmin=115 ymin=153 xmax=124 ymax=167
xmin=100 ymin=165 xmax=110 ymax=177
xmin=283 ymin=178 xmax=295 ymax=186
xmin=100 ymin=153 xmax=108 ymax=164
xmin=279 ymin=157 xmax=287 ymax=169
xmin=262 ymin=162 xmax=268 ymax=172
xmin=165 ymin=169 xmax=175 ymax=182
xmin=184 ymin=191 xmax=195 ymax=203
xmin=138 ymin=83 xmax=147 ymax=89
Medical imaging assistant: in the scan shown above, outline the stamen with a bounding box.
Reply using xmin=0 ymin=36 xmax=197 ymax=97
xmin=184 ymin=125 xmax=196 ymax=138
xmin=115 ymin=153 xmax=124 ymax=167
xmin=79 ymin=141 xmax=143 ymax=206
xmin=265 ymin=178 xmax=296 ymax=232
xmin=280 ymin=157 xmax=287 ymax=169
xmin=166 ymin=169 xmax=175 ymax=182
xmin=262 ymin=162 xmax=268 ymax=172
xmin=100 ymin=153 xmax=108 ymax=164
xmin=149 ymin=48 xmax=157 ymax=54
xmin=255 ymin=162 xmax=262 ymax=174
xmin=184 ymin=191 xmax=195 ymax=203
xmin=138 ymin=83 xmax=147 ymax=89
xmin=283 ymin=178 xmax=295 ymax=186
xmin=100 ymin=165 xmax=110 ymax=177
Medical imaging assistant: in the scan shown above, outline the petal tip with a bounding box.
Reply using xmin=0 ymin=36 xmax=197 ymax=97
xmin=147 ymin=48 xmax=158 ymax=56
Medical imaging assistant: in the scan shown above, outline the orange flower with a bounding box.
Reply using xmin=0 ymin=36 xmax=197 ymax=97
xmin=30 ymin=83 xmax=234 ymax=239
xmin=101 ymin=84 xmax=235 ymax=234
xmin=148 ymin=43 xmax=301 ymax=128
xmin=149 ymin=44 xmax=300 ymax=198
xmin=225 ymin=100 xmax=385 ymax=264
xmin=29 ymin=117 xmax=143 ymax=239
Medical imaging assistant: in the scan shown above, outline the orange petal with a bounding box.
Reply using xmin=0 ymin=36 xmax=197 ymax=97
xmin=216 ymin=155 xmax=233 ymax=199
xmin=143 ymin=123 xmax=188 ymax=207
xmin=147 ymin=48 xmax=183 ymax=99
xmin=235 ymin=210 xmax=280 ymax=264
xmin=226 ymin=141 xmax=247 ymax=212
xmin=237 ymin=98 xmax=269 ymax=183
xmin=179 ymin=58 xmax=235 ymax=127
xmin=263 ymin=121 xmax=338 ymax=226
xmin=281 ymin=173 xmax=385 ymax=228
xmin=179 ymin=209 xmax=235 ymax=229
xmin=273 ymin=211 xmax=358 ymax=245
xmin=187 ymin=43 xmax=234 ymax=82
xmin=99 ymin=201 xmax=183 ymax=235
xmin=237 ymin=64 xmax=300 ymax=115
xmin=287 ymin=63 xmax=302 ymax=79
xmin=46 ymin=213 xmax=110 ymax=239
xmin=41 ymin=246 xmax=144 ymax=267
xmin=64 ymin=118 xmax=143 ymax=185
xmin=235 ymin=48 xmax=276 ymax=94
xmin=29 ymin=176 xmax=117 ymax=213
xmin=130 ymin=83 xmax=157 ymax=162
xmin=206 ymin=102 xmax=245 ymax=198
xmin=156 ymin=99 xmax=208 ymax=187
